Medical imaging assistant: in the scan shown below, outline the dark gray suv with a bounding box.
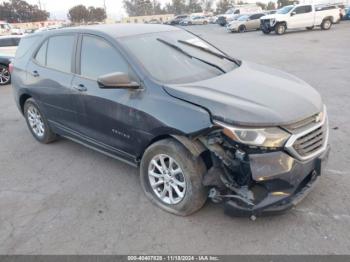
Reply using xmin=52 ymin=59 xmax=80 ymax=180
xmin=12 ymin=24 xmax=330 ymax=217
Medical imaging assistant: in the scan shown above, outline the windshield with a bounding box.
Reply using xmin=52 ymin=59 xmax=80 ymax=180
xmin=238 ymin=15 xmax=249 ymax=21
xmin=120 ymin=30 xmax=238 ymax=84
xmin=225 ymin=9 xmax=234 ymax=14
xmin=276 ymin=5 xmax=294 ymax=14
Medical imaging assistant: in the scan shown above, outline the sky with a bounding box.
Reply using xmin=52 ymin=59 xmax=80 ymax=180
xmin=13 ymin=0 xmax=342 ymax=21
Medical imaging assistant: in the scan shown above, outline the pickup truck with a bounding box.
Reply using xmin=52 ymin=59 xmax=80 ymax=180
xmin=260 ymin=4 xmax=340 ymax=35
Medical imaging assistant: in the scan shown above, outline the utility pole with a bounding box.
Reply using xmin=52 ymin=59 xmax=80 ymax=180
xmin=38 ymin=0 xmax=42 ymax=10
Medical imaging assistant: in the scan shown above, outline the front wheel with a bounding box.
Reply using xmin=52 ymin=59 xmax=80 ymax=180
xmin=0 ymin=64 xmax=11 ymax=86
xmin=238 ymin=25 xmax=246 ymax=33
xmin=321 ymin=19 xmax=332 ymax=30
xmin=140 ymin=139 xmax=208 ymax=216
xmin=275 ymin=23 xmax=286 ymax=35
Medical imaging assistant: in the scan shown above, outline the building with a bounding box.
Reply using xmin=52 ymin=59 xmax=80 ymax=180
xmin=122 ymin=14 xmax=174 ymax=24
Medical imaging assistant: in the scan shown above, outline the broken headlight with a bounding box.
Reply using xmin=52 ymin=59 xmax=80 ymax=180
xmin=215 ymin=121 xmax=290 ymax=148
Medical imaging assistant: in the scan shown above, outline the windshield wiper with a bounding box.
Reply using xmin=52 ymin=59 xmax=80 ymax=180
xmin=177 ymin=39 xmax=240 ymax=66
xmin=156 ymin=38 xmax=226 ymax=74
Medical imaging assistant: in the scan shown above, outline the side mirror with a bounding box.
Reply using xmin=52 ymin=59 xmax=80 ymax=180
xmin=291 ymin=11 xmax=296 ymax=16
xmin=97 ymin=72 xmax=140 ymax=89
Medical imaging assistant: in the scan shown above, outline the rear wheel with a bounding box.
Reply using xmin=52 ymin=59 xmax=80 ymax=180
xmin=140 ymin=139 xmax=208 ymax=216
xmin=0 ymin=64 xmax=10 ymax=86
xmin=321 ymin=19 xmax=332 ymax=30
xmin=275 ymin=23 xmax=286 ymax=35
xmin=24 ymin=98 xmax=57 ymax=144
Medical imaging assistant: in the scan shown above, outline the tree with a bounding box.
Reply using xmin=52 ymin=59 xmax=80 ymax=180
xmin=186 ymin=0 xmax=202 ymax=13
xmin=165 ymin=0 xmax=186 ymax=15
xmin=68 ymin=5 xmax=89 ymax=23
xmin=215 ymin=0 xmax=233 ymax=14
xmin=266 ymin=1 xmax=276 ymax=10
xmin=201 ymin=0 xmax=214 ymax=12
xmin=88 ymin=6 xmax=107 ymax=22
xmin=277 ymin=0 xmax=296 ymax=8
xmin=256 ymin=2 xmax=267 ymax=10
xmin=0 ymin=0 xmax=49 ymax=23
xmin=123 ymin=0 xmax=161 ymax=16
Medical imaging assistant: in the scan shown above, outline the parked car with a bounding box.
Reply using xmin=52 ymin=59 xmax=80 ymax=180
xmin=0 ymin=21 xmax=11 ymax=36
xmin=227 ymin=13 xmax=265 ymax=32
xmin=336 ymin=4 xmax=346 ymax=20
xmin=217 ymin=4 xmax=263 ymax=26
xmin=180 ymin=16 xmax=209 ymax=25
xmin=344 ymin=7 xmax=350 ymax=20
xmin=146 ymin=19 xmax=161 ymax=24
xmin=12 ymin=24 xmax=329 ymax=217
xmin=0 ymin=35 xmax=21 ymax=85
xmin=168 ymin=15 xmax=189 ymax=25
xmin=260 ymin=4 xmax=340 ymax=35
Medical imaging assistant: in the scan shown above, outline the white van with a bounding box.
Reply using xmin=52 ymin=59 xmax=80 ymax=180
xmin=217 ymin=4 xmax=263 ymax=25
xmin=0 ymin=21 xmax=11 ymax=36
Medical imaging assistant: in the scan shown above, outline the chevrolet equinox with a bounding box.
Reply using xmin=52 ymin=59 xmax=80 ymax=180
xmin=12 ymin=24 xmax=330 ymax=217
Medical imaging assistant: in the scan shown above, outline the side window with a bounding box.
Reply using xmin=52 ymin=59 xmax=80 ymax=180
xmin=34 ymin=40 xmax=48 ymax=65
xmin=295 ymin=5 xmax=312 ymax=14
xmin=46 ymin=35 xmax=75 ymax=73
xmin=80 ymin=35 xmax=129 ymax=80
xmin=305 ymin=5 xmax=312 ymax=13
xmin=15 ymin=35 xmax=40 ymax=58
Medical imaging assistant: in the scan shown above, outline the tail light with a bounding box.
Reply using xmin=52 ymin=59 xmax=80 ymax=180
xmin=9 ymin=63 xmax=14 ymax=74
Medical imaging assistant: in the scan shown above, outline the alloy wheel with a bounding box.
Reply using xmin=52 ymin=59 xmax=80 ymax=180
xmin=0 ymin=66 xmax=10 ymax=85
xmin=148 ymin=154 xmax=186 ymax=205
xmin=27 ymin=105 xmax=45 ymax=138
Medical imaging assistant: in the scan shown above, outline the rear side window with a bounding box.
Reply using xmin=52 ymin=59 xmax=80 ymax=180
xmin=46 ymin=35 xmax=75 ymax=73
xmin=294 ymin=5 xmax=312 ymax=14
xmin=15 ymin=36 xmax=39 ymax=58
xmin=34 ymin=40 xmax=48 ymax=65
xmin=80 ymin=35 xmax=129 ymax=80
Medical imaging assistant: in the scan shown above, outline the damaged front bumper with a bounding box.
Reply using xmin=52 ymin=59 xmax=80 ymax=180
xmin=223 ymin=146 xmax=330 ymax=217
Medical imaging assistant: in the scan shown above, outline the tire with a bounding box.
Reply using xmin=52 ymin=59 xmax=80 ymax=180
xmin=24 ymin=98 xmax=57 ymax=144
xmin=275 ymin=23 xmax=286 ymax=35
xmin=262 ymin=28 xmax=271 ymax=34
xmin=238 ymin=25 xmax=246 ymax=33
xmin=140 ymin=138 xmax=208 ymax=216
xmin=321 ymin=19 xmax=332 ymax=30
xmin=203 ymin=21 xmax=208 ymax=25
xmin=0 ymin=64 xmax=11 ymax=86
xmin=306 ymin=26 xmax=314 ymax=30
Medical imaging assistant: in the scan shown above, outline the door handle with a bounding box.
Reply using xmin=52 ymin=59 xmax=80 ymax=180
xmin=32 ymin=70 xmax=39 ymax=77
xmin=73 ymin=84 xmax=87 ymax=92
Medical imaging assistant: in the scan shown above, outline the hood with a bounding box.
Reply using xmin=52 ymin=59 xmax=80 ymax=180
xmin=163 ymin=62 xmax=323 ymax=127
xmin=261 ymin=14 xmax=288 ymax=20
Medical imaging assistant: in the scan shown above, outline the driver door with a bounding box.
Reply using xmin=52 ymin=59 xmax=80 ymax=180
xmin=71 ymin=34 xmax=140 ymax=156
xmin=289 ymin=5 xmax=314 ymax=28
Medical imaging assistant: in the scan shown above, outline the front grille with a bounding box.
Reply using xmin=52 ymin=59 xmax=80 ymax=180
xmin=285 ymin=108 xmax=328 ymax=160
xmin=292 ymin=124 xmax=327 ymax=157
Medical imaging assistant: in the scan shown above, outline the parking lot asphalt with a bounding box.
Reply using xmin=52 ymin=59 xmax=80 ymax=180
xmin=1 ymin=22 xmax=350 ymax=255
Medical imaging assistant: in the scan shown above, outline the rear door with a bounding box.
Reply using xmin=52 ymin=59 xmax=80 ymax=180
xmin=26 ymin=34 xmax=80 ymax=131
xmin=71 ymin=34 xmax=140 ymax=157
xmin=246 ymin=14 xmax=264 ymax=30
